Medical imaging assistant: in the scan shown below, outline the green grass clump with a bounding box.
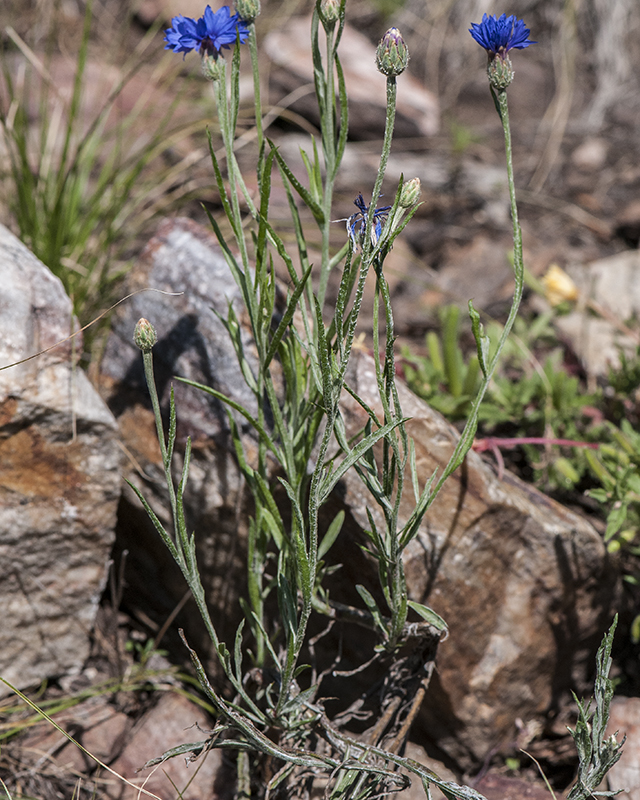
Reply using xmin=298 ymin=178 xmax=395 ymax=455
xmin=0 ymin=1 xmax=209 ymax=346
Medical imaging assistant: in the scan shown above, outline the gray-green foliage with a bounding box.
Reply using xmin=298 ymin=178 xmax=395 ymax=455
xmin=132 ymin=2 xmax=622 ymax=798
xmin=566 ymin=617 xmax=624 ymax=800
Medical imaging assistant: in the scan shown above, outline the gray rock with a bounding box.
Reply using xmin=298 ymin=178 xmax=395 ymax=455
xmin=263 ymin=16 xmax=439 ymax=141
xmin=100 ymin=217 xmax=618 ymax=768
xmin=605 ymin=696 xmax=640 ymax=800
xmin=554 ymin=250 xmax=640 ymax=377
xmin=99 ymin=217 xmax=253 ymax=663
xmin=0 ymin=224 xmax=121 ymax=695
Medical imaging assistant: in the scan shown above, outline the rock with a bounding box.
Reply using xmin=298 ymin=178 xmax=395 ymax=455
xmin=15 ymin=691 xmax=225 ymax=800
xmin=401 ymin=742 xmax=459 ymax=800
xmin=100 ymin=217 xmax=618 ymax=770
xmin=615 ymin=200 xmax=640 ymax=248
xmin=263 ymin=16 xmax=439 ymax=141
xmin=0 ymin=224 xmax=121 ymax=696
xmin=429 ymin=233 xmax=516 ymax=311
xmin=553 ymin=250 xmax=640 ymax=377
xmin=110 ymin=691 xmax=225 ymax=800
xmin=473 ymin=772 xmax=554 ymax=800
xmin=605 ymin=696 xmax=640 ymax=800
xmin=17 ymin=696 xmax=131 ymax=786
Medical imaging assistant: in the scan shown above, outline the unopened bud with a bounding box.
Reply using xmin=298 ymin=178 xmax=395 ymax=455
xmin=320 ymin=0 xmax=340 ymax=24
xmin=234 ymin=0 xmax=260 ymax=23
xmin=400 ymin=177 xmax=421 ymax=208
xmin=134 ymin=318 xmax=158 ymax=352
xmin=376 ymin=27 xmax=409 ymax=77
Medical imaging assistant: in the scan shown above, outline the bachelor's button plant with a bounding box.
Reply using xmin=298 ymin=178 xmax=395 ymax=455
xmin=130 ymin=5 xmax=621 ymax=798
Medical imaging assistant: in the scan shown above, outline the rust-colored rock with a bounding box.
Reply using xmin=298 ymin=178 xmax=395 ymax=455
xmin=0 ymin=224 xmax=121 ymax=696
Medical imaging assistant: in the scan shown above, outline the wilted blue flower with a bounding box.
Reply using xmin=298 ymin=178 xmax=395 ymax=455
xmin=469 ymin=13 xmax=535 ymax=59
xmin=164 ymin=5 xmax=250 ymax=58
xmin=347 ymin=194 xmax=392 ymax=249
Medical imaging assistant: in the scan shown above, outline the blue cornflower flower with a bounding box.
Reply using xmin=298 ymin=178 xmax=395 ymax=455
xmin=347 ymin=194 xmax=392 ymax=249
xmin=469 ymin=13 xmax=535 ymax=59
xmin=164 ymin=5 xmax=250 ymax=58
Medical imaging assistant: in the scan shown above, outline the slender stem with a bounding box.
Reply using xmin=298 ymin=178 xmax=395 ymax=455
xmin=377 ymin=267 xmax=407 ymax=643
xmin=427 ymin=87 xmax=525 ymax=510
xmin=247 ymin=24 xmax=264 ymax=156
xmin=142 ymin=351 xmax=177 ymax=523
xmin=317 ymin=23 xmax=337 ymax=310
xmin=364 ymin=74 xmax=408 ymax=641
xmin=213 ymin=68 xmax=250 ymax=274
xmin=140 ymin=350 xmax=224 ymax=651
xmin=362 ymin=76 xmax=396 ymax=261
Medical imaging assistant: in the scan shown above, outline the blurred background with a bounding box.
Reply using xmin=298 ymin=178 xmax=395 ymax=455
xmin=2 ymin=0 xmax=640 ymax=342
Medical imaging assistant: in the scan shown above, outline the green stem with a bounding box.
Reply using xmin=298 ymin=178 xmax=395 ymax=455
xmin=317 ymin=21 xmax=337 ymax=310
xmin=364 ymin=75 xmax=407 ymax=642
xmin=362 ymin=76 xmax=396 ymax=261
xmin=142 ymin=350 xmax=177 ymax=523
xmin=426 ymin=87 xmax=524 ymax=512
xmin=377 ymin=267 xmax=407 ymax=644
xmin=213 ymin=68 xmax=250 ymax=274
xmin=140 ymin=351 xmax=222 ymax=652
xmin=247 ymin=24 xmax=264 ymax=156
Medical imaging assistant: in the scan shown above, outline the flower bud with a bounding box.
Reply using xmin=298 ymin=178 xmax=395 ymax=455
xmin=399 ymin=177 xmax=421 ymax=208
xmin=234 ymin=0 xmax=261 ymax=23
xmin=487 ymin=54 xmax=514 ymax=90
xmin=376 ymin=27 xmax=409 ymax=77
xmin=134 ymin=318 xmax=158 ymax=352
xmin=320 ymin=0 xmax=340 ymax=24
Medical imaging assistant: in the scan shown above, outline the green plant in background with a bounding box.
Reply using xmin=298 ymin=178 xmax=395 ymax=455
xmin=402 ymin=304 xmax=602 ymax=489
xmin=586 ymin=420 xmax=640 ymax=555
xmin=0 ymin=0 xmax=208 ymax=342
xmin=585 ymin=424 xmax=640 ymax=646
xmin=401 ymin=304 xmax=482 ymax=419
xmin=448 ymin=117 xmax=482 ymax=157
xmin=127 ymin=5 xmax=622 ymax=799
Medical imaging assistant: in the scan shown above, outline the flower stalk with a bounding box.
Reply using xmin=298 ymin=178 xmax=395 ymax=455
xmin=126 ymin=9 xmax=621 ymax=800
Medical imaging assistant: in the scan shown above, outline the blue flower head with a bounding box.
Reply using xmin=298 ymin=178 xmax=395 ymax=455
xmin=347 ymin=194 xmax=392 ymax=249
xmin=164 ymin=5 xmax=250 ymax=58
xmin=469 ymin=13 xmax=535 ymax=59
